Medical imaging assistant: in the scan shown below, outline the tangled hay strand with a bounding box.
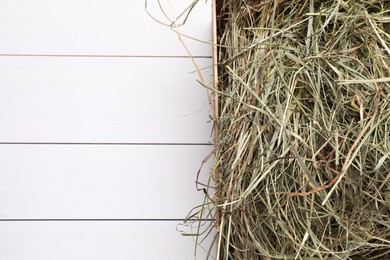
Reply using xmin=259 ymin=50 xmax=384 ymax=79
xmin=206 ymin=0 xmax=390 ymax=259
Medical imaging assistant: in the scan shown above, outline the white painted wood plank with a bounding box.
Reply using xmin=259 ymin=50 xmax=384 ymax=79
xmin=0 ymin=57 xmax=213 ymax=143
xmin=0 ymin=221 xmax=216 ymax=260
xmin=0 ymin=0 xmax=212 ymax=57
xmin=0 ymin=145 xmax=213 ymax=219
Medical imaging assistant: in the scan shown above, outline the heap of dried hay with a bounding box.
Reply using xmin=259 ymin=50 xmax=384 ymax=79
xmin=197 ymin=0 xmax=390 ymax=259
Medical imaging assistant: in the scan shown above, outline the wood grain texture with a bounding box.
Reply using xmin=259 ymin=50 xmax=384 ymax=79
xmin=0 ymin=56 xmax=213 ymax=143
xmin=0 ymin=221 xmax=216 ymax=260
xmin=0 ymin=0 xmax=212 ymax=57
xmin=0 ymin=144 xmax=213 ymax=219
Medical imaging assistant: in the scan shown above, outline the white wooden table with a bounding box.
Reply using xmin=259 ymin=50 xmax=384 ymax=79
xmin=0 ymin=0 xmax=214 ymax=259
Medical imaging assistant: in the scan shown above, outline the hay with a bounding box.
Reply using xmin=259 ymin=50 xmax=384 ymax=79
xmin=196 ymin=0 xmax=390 ymax=259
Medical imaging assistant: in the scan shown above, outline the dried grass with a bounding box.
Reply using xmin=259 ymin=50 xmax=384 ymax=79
xmin=193 ymin=0 xmax=390 ymax=259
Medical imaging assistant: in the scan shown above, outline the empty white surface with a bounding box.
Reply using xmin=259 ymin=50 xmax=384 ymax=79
xmin=0 ymin=56 xmax=213 ymax=143
xmin=0 ymin=221 xmax=216 ymax=260
xmin=0 ymin=145 xmax=213 ymax=219
xmin=0 ymin=0 xmax=212 ymax=56
xmin=0 ymin=0 xmax=214 ymax=258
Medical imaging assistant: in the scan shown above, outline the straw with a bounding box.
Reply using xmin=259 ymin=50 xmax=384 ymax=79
xmin=191 ymin=0 xmax=390 ymax=259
